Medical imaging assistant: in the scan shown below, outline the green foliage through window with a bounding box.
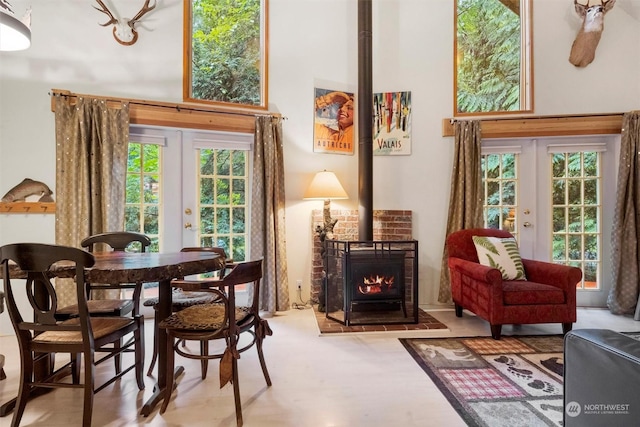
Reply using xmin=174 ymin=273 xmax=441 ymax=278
xmin=551 ymin=152 xmax=601 ymax=288
xmin=125 ymin=142 xmax=161 ymax=252
xmin=199 ymin=148 xmax=248 ymax=262
xmin=187 ymin=0 xmax=266 ymax=107
xmin=482 ymin=153 xmax=518 ymax=238
xmin=455 ymin=0 xmax=532 ymax=115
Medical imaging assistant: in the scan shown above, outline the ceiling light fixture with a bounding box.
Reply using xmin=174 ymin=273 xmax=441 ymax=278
xmin=0 ymin=1 xmax=31 ymax=52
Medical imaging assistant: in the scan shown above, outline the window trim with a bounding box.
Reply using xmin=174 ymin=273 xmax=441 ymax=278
xmin=441 ymin=113 xmax=625 ymax=138
xmin=182 ymin=0 xmax=269 ymax=110
xmin=51 ymin=89 xmax=274 ymax=134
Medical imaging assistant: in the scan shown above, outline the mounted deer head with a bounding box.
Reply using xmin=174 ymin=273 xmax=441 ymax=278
xmin=569 ymin=0 xmax=616 ymax=67
xmin=94 ymin=0 xmax=156 ymax=46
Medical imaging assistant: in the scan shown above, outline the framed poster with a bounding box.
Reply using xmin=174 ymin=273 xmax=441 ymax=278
xmin=373 ymin=91 xmax=412 ymax=155
xmin=313 ymin=88 xmax=355 ymax=155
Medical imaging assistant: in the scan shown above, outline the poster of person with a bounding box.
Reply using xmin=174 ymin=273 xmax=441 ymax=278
xmin=314 ymin=88 xmax=355 ymax=155
xmin=373 ymin=91 xmax=412 ymax=155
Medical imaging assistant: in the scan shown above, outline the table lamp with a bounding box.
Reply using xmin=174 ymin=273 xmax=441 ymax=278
xmin=303 ymin=170 xmax=348 ymax=241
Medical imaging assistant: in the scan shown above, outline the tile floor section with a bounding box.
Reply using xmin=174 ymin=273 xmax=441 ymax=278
xmin=314 ymin=307 xmax=448 ymax=334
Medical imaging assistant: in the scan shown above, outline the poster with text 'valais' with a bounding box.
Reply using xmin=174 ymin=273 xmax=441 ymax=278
xmin=373 ymin=91 xmax=411 ymax=155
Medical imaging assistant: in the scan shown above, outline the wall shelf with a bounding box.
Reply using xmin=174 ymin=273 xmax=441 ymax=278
xmin=0 ymin=202 xmax=56 ymax=214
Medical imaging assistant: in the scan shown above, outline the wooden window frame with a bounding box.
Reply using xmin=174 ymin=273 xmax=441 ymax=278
xmin=454 ymin=0 xmax=534 ymax=117
xmin=182 ymin=0 xmax=269 ymax=110
xmin=442 ymin=113 xmax=625 ymax=138
xmin=50 ymin=89 xmax=279 ymax=134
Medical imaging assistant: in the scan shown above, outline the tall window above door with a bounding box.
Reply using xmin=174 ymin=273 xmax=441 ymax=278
xmin=183 ymin=0 xmax=268 ymax=109
xmin=455 ymin=0 xmax=533 ymax=116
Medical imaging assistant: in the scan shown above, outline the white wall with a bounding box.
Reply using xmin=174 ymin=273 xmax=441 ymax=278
xmin=1 ymin=0 xmax=639 ymax=333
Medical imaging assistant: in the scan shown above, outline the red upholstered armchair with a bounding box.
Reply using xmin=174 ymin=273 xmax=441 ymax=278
xmin=447 ymin=228 xmax=582 ymax=339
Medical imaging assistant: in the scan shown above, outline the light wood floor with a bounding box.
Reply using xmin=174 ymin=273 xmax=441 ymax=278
xmin=0 ymin=306 xmax=638 ymax=426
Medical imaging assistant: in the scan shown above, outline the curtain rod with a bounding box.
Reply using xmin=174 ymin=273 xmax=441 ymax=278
xmin=49 ymin=89 xmax=285 ymax=120
xmin=443 ymin=112 xmax=626 ymax=138
xmin=447 ymin=112 xmax=626 ymax=125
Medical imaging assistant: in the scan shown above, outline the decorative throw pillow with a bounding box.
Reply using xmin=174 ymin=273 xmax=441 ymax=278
xmin=472 ymin=236 xmax=527 ymax=280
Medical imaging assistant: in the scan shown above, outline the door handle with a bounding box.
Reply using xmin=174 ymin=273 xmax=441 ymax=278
xmin=523 ymin=222 xmax=532 ymax=228
xmin=184 ymin=222 xmax=192 ymax=229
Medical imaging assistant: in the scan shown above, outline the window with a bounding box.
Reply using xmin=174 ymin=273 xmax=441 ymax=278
xmin=481 ymin=151 xmax=519 ymax=240
xmin=550 ymin=148 xmax=603 ymax=291
xmin=455 ymin=0 xmax=533 ymax=116
xmin=125 ymin=140 xmax=162 ymax=252
xmin=197 ymin=148 xmax=249 ymax=262
xmin=184 ymin=0 xmax=268 ymax=109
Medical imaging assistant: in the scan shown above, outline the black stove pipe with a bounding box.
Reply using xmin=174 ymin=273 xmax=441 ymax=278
xmin=358 ymin=0 xmax=373 ymax=241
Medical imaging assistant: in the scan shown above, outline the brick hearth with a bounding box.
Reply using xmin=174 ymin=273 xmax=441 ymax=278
xmin=310 ymin=209 xmax=413 ymax=304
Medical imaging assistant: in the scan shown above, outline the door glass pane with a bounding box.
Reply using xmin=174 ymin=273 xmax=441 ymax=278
xmin=197 ymin=148 xmax=248 ymax=261
xmin=125 ymin=142 xmax=161 ymax=252
xmin=551 ymin=151 xmax=601 ymax=290
xmin=482 ymin=152 xmax=519 ymax=237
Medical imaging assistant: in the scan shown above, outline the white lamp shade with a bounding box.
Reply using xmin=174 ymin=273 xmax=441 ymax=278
xmin=303 ymin=170 xmax=348 ymax=200
xmin=0 ymin=11 xmax=31 ymax=51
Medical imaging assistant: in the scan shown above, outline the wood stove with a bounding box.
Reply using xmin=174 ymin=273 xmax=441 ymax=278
xmin=324 ymin=240 xmax=418 ymax=325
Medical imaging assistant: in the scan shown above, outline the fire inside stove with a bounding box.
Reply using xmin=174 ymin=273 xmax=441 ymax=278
xmin=349 ymin=253 xmax=404 ymax=305
xmin=358 ymin=274 xmax=395 ymax=295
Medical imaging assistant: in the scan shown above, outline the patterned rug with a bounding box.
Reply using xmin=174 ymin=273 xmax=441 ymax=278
xmin=400 ymin=335 xmax=566 ymax=426
xmin=314 ymin=306 xmax=448 ymax=334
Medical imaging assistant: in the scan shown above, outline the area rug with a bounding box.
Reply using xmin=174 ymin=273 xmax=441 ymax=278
xmin=314 ymin=306 xmax=448 ymax=334
xmin=400 ymin=335 xmax=566 ymax=426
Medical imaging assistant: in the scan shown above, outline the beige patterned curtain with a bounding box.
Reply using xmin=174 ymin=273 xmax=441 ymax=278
xmin=54 ymin=96 xmax=129 ymax=306
xmin=607 ymin=111 xmax=640 ymax=320
xmin=250 ymin=115 xmax=290 ymax=313
xmin=437 ymin=120 xmax=484 ymax=303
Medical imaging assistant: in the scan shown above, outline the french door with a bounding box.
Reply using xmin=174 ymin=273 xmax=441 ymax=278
xmin=127 ymin=126 xmax=252 ymax=258
xmin=481 ymin=135 xmax=619 ymax=307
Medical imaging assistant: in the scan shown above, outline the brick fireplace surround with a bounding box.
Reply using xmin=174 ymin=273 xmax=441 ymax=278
xmin=310 ymin=209 xmax=413 ymax=304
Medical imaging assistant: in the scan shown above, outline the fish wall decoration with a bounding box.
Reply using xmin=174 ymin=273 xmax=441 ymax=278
xmin=1 ymin=178 xmax=54 ymax=202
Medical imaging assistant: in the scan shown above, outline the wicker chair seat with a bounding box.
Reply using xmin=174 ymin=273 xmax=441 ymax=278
xmin=159 ymin=304 xmax=249 ymax=331
xmin=34 ymin=317 xmax=135 ymax=344
xmin=143 ymin=290 xmax=219 ymax=309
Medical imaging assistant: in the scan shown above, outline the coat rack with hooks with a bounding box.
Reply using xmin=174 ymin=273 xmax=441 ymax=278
xmin=0 ymin=202 xmax=56 ymax=214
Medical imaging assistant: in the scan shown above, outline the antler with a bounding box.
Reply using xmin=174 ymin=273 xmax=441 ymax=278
xmin=94 ymin=0 xmax=118 ymax=27
xmin=93 ymin=0 xmax=156 ymax=46
xmin=128 ymin=0 xmax=156 ymax=30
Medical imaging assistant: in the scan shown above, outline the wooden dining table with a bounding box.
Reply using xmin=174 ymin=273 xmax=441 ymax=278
xmin=1 ymin=250 xmax=225 ymax=417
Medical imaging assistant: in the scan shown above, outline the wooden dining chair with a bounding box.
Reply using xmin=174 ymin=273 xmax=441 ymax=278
xmin=158 ymin=259 xmax=272 ymax=427
xmin=56 ymin=231 xmax=152 ymax=320
xmin=0 ymin=243 xmax=145 ymax=427
xmin=55 ymin=231 xmax=151 ymax=374
xmin=144 ymin=246 xmax=232 ymax=376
